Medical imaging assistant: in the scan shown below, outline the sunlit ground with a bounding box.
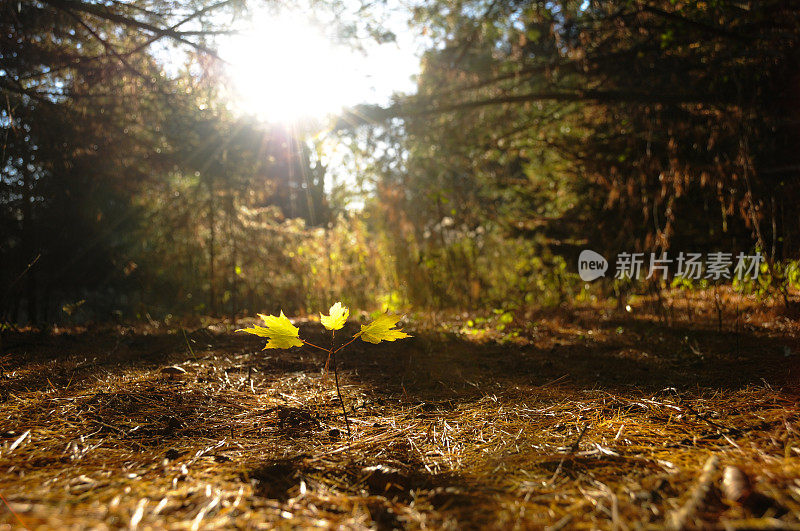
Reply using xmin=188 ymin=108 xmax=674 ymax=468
xmin=219 ymin=8 xmax=419 ymax=124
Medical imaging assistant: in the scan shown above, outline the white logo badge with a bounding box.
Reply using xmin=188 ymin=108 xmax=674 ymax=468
xmin=578 ymin=249 xmax=608 ymax=281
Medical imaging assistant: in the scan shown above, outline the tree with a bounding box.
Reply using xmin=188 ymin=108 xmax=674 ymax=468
xmin=354 ymin=0 xmax=800 ymax=302
xmin=0 ymin=0 xmax=239 ymax=321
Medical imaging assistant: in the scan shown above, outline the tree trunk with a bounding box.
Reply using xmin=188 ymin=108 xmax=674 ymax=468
xmin=21 ymin=170 xmax=37 ymax=324
xmin=207 ymin=174 xmax=217 ymax=316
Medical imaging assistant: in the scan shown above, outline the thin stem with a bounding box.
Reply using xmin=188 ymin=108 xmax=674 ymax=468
xmin=324 ymin=330 xmax=334 ymax=373
xmin=333 ymin=335 xmax=359 ymax=355
xmin=302 ymin=339 xmax=329 ymax=353
xmin=331 ymin=337 xmax=351 ymax=439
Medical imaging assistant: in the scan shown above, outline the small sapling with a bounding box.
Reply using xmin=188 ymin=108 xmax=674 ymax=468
xmin=238 ymin=303 xmax=410 ymax=438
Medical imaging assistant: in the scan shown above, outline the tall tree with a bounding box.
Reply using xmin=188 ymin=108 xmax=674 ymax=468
xmin=362 ymin=0 xmax=800 ymax=281
xmin=0 ymin=0 xmax=239 ymax=321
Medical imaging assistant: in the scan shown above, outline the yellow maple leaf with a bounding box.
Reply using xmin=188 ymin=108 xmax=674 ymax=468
xmin=237 ymin=311 xmax=303 ymax=349
xmin=356 ymin=313 xmax=410 ymax=344
xmin=320 ymin=302 xmax=349 ymax=331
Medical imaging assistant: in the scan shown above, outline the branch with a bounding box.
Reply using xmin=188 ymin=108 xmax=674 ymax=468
xmin=360 ymin=89 xmax=725 ymax=124
xmin=40 ymin=0 xmax=225 ymax=60
xmin=335 ymin=79 xmax=728 ymax=130
xmin=65 ymin=11 xmax=159 ymax=92
xmin=119 ymin=0 xmax=237 ymax=60
xmin=446 ymin=0 xmax=502 ymax=70
xmin=638 ymin=3 xmax=748 ymax=42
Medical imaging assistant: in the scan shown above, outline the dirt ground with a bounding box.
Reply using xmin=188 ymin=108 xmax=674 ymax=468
xmin=1 ymin=291 xmax=800 ymax=529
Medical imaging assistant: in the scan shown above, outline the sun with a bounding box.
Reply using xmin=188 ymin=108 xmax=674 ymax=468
xmin=221 ymin=11 xmax=370 ymax=124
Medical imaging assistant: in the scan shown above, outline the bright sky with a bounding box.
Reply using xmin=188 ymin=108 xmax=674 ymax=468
xmin=218 ymin=5 xmax=420 ymax=124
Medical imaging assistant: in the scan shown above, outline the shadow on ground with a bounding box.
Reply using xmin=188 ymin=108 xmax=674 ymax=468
xmin=3 ymin=314 xmax=798 ymax=403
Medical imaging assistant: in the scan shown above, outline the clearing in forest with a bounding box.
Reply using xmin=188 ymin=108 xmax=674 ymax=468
xmin=1 ymin=294 xmax=799 ymax=529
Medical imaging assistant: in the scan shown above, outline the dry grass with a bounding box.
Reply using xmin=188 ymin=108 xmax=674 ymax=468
xmin=1 ymin=291 xmax=800 ymax=529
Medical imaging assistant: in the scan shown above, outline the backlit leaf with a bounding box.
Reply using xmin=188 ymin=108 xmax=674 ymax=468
xmin=237 ymin=311 xmax=303 ymax=349
xmin=236 ymin=324 xmax=269 ymax=337
xmin=356 ymin=313 xmax=410 ymax=344
xmin=321 ymin=302 xmax=349 ymax=331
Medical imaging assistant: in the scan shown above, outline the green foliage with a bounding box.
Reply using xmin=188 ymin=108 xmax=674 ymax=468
xmin=732 ymin=259 xmax=800 ymax=299
xmin=4 ymin=0 xmax=800 ymax=325
xmin=372 ymin=0 xmax=800 ymax=299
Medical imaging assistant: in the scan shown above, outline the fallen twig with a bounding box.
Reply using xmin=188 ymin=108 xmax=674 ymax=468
xmin=668 ymin=454 xmax=720 ymax=530
xmin=550 ymin=424 xmax=589 ymax=484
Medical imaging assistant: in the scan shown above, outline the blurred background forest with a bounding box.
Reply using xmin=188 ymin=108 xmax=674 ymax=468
xmin=2 ymin=0 xmax=800 ymax=324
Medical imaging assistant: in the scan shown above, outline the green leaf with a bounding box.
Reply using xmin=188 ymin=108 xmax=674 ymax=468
xmin=320 ymin=302 xmax=349 ymax=331
xmin=356 ymin=313 xmax=410 ymax=344
xmin=237 ymin=311 xmax=303 ymax=349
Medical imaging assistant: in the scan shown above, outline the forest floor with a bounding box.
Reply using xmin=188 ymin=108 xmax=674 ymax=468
xmin=1 ymin=290 xmax=800 ymax=530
